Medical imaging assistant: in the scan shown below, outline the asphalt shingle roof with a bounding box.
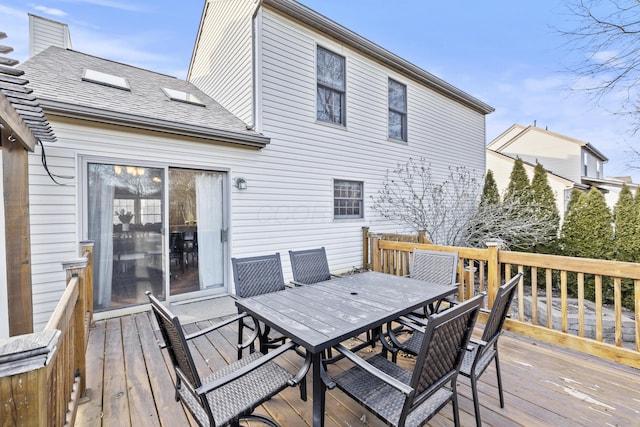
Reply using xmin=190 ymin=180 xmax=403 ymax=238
xmin=19 ymin=46 xmax=268 ymax=147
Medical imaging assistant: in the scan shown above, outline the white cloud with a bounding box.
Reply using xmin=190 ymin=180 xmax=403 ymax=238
xmin=59 ymin=0 xmax=148 ymax=12
xmin=32 ymin=5 xmax=67 ymax=17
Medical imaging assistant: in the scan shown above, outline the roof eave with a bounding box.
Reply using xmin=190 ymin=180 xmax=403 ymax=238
xmin=262 ymin=0 xmax=494 ymax=115
xmin=39 ymin=99 xmax=270 ymax=149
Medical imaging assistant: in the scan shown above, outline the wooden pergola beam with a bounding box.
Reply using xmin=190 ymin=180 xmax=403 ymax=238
xmin=0 ymin=91 xmax=37 ymax=152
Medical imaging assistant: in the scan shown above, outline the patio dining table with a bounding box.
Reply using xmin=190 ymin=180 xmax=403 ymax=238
xmin=234 ymin=270 xmax=457 ymax=427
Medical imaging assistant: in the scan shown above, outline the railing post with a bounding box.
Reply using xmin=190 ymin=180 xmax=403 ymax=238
xmin=80 ymin=241 xmax=94 ymax=325
xmin=61 ymin=255 xmax=89 ymax=399
xmin=486 ymin=241 xmax=500 ymax=308
xmin=371 ymin=234 xmax=380 ymax=272
xmin=362 ymin=227 xmax=369 ymax=271
xmin=0 ymin=330 xmax=60 ymax=426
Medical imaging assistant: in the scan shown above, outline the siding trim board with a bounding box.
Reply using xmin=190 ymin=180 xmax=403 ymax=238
xmin=262 ymin=0 xmax=494 ymax=115
xmin=40 ymin=100 xmax=270 ymax=149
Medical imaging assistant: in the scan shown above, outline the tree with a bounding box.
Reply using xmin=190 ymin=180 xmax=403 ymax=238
xmin=561 ymin=0 xmax=640 ymax=133
xmin=371 ymin=158 xmax=483 ymax=246
xmin=530 ymin=162 xmax=560 ymax=253
xmin=481 ymin=169 xmax=500 ymax=206
xmin=561 ymin=187 xmax=614 ymax=259
xmin=504 ymin=157 xmax=530 ymax=201
xmin=371 ymin=158 xmax=558 ymax=249
xmin=613 ymin=184 xmax=640 ymax=261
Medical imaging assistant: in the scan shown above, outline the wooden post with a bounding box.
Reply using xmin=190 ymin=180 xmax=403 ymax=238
xmin=361 ymin=227 xmax=369 ymax=271
xmin=61 ymin=256 xmax=89 ymax=398
xmin=485 ymin=241 xmax=500 ymax=308
xmin=80 ymin=241 xmax=94 ymax=325
xmin=2 ymin=130 xmax=33 ymax=336
xmin=0 ymin=330 xmax=60 ymax=426
xmin=371 ymin=235 xmax=380 ymax=272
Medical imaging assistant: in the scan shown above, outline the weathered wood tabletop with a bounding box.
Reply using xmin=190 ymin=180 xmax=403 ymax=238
xmin=235 ymin=270 xmax=457 ymax=427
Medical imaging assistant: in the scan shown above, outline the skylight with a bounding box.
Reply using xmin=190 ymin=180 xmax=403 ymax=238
xmin=162 ymin=88 xmax=205 ymax=106
xmin=82 ymin=69 xmax=130 ymax=91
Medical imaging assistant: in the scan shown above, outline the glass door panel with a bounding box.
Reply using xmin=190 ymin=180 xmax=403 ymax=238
xmin=169 ymin=169 xmax=225 ymax=295
xmin=88 ymin=163 xmax=165 ymax=311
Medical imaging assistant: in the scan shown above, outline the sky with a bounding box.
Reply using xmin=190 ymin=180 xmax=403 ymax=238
xmin=1 ymin=0 xmax=639 ymax=181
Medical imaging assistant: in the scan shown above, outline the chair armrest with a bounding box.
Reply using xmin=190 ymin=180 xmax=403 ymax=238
xmin=196 ymin=341 xmax=299 ymax=395
xmin=332 ymin=344 xmax=414 ymax=396
xmin=289 ymin=349 xmax=313 ymax=387
xmin=289 ymin=280 xmax=306 ymax=287
xmin=395 ymin=316 xmax=426 ymax=333
xmin=184 ymin=312 xmax=248 ymax=341
xmin=467 ymin=337 xmax=488 ymax=351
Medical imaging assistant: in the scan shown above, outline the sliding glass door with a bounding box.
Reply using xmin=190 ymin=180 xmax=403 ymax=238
xmin=87 ymin=162 xmax=226 ymax=312
xmin=168 ymin=168 xmax=226 ymax=296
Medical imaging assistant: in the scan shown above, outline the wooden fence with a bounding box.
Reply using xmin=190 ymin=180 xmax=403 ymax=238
xmin=0 ymin=242 xmax=94 ymax=426
xmin=363 ymin=228 xmax=639 ymax=369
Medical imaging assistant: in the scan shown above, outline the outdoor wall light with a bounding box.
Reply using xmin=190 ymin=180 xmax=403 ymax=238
xmin=235 ymin=177 xmax=248 ymax=190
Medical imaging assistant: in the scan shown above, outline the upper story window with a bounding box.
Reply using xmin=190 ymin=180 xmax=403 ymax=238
xmin=388 ymin=78 xmax=407 ymax=141
xmin=317 ymin=46 xmax=346 ymax=125
xmin=583 ymin=152 xmax=588 ymax=176
xmin=334 ymin=180 xmax=363 ymax=219
xmin=596 ymin=160 xmax=601 ymax=178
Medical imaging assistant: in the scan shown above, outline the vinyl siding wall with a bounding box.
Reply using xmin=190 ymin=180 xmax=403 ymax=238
xmin=28 ymin=15 xmax=70 ymax=57
xmin=486 ymin=150 xmax=571 ymax=222
xmin=0 ymin=154 xmax=8 ymax=339
xmin=496 ymin=130 xmax=582 ymax=182
xmin=188 ymin=0 xmax=255 ymax=124
xmin=249 ymin=9 xmax=487 ymax=267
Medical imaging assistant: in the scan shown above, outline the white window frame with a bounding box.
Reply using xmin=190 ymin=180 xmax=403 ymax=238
xmin=317 ymin=46 xmax=346 ymax=126
xmin=388 ymin=78 xmax=407 ymax=141
xmin=333 ymin=180 xmax=363 ymax=219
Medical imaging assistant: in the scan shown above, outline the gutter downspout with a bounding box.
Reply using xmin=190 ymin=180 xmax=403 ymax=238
xmin=247 ymin=0 xmax=263 ymax=132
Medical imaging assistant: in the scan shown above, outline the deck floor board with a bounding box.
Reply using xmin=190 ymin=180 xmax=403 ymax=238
xmin=76 ymin=311 xmax=639 ymax=426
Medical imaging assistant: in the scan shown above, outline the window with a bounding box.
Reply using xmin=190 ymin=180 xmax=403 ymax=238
xmin=82 ymin=69 xmax=130 ymax=91
xmin=162 ymin=88 xmax=205 ymax=106
xmin=317 ymin=46 xmax=346 ymax=125
xmin=388 ymin=79 xmax=407 ymax=141
xmin=583 ymin=152 xmax=588 ymax=176
xmin=334 ymin=180 xmax=363 ymax=219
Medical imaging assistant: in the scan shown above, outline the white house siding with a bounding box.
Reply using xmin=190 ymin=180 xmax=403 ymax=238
xmin=188 ymin=0 xmax=256 ymax=124
xmin=0 ymin=153 xmax=8 ymax=339
xmin=248 ymin=9 xmax=487 ymax=271
xmin=486 ymin=150 xmax=572 ymax=222
xmin=28 ymin=14 xmax=71 ymax=58
xmin=496 ymin=129 xmax=582 ymax=183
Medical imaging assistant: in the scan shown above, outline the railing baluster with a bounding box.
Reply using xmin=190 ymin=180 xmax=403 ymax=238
xmin=595 ymin=275 xmax=603 ymax=342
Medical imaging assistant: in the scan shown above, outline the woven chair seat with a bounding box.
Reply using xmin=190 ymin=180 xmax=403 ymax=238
xmin=179 ymin=352 xmax=294 ymax=426
xmin=333 ymin=354 xmax=453 ymax=427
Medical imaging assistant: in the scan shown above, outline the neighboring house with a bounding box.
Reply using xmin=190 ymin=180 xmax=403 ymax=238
xmin=487 ymin=124 xmax=635 ymax=219
xmin=21 ymin=1 xmax=492 ymax=329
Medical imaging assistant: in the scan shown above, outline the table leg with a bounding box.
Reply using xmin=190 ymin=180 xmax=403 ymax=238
xmin=312 ymin=352 xmax=325 ymax=427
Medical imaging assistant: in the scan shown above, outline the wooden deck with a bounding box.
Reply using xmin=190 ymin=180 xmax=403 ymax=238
xmin=76 ymin=311 xmax=640 ymax=426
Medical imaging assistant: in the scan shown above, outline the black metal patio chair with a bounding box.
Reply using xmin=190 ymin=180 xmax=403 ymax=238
xmin=329 ymin=293 xmax=484 ymax=427
xmin=288 ymin=247 xmax=338 ymax=285
xmin=146 ymin=291 xmax=311 ymax=427
xmin=459 ymin=272 xmax=523 ymax=427
xmin=232 ymin=253 xmax=287 ymax=359
xmin=410 ymin=249 xmax=459 ymax=316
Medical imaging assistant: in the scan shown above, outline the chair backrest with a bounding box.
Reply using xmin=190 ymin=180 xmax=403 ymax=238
xmin=232 ymin=253 xmax=286 ymax=298
xmin=289 ymin=247 xmax=331 ymax=284
xmin=146 ymin=291 xmax=201 ymax=390
xmin=410 ymin=249 xmax=458 ymax=286
xmin=481 ymin=272 xmax=522 ymax=344
xmin=406 ymin=293 xmax=483 ymax=415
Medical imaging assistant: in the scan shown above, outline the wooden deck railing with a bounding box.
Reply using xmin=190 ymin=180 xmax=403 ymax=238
xmin=363 ymin=228 xmax=640 ymax=369
xmin=0 ymin=242 xmax=93 ymax=426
